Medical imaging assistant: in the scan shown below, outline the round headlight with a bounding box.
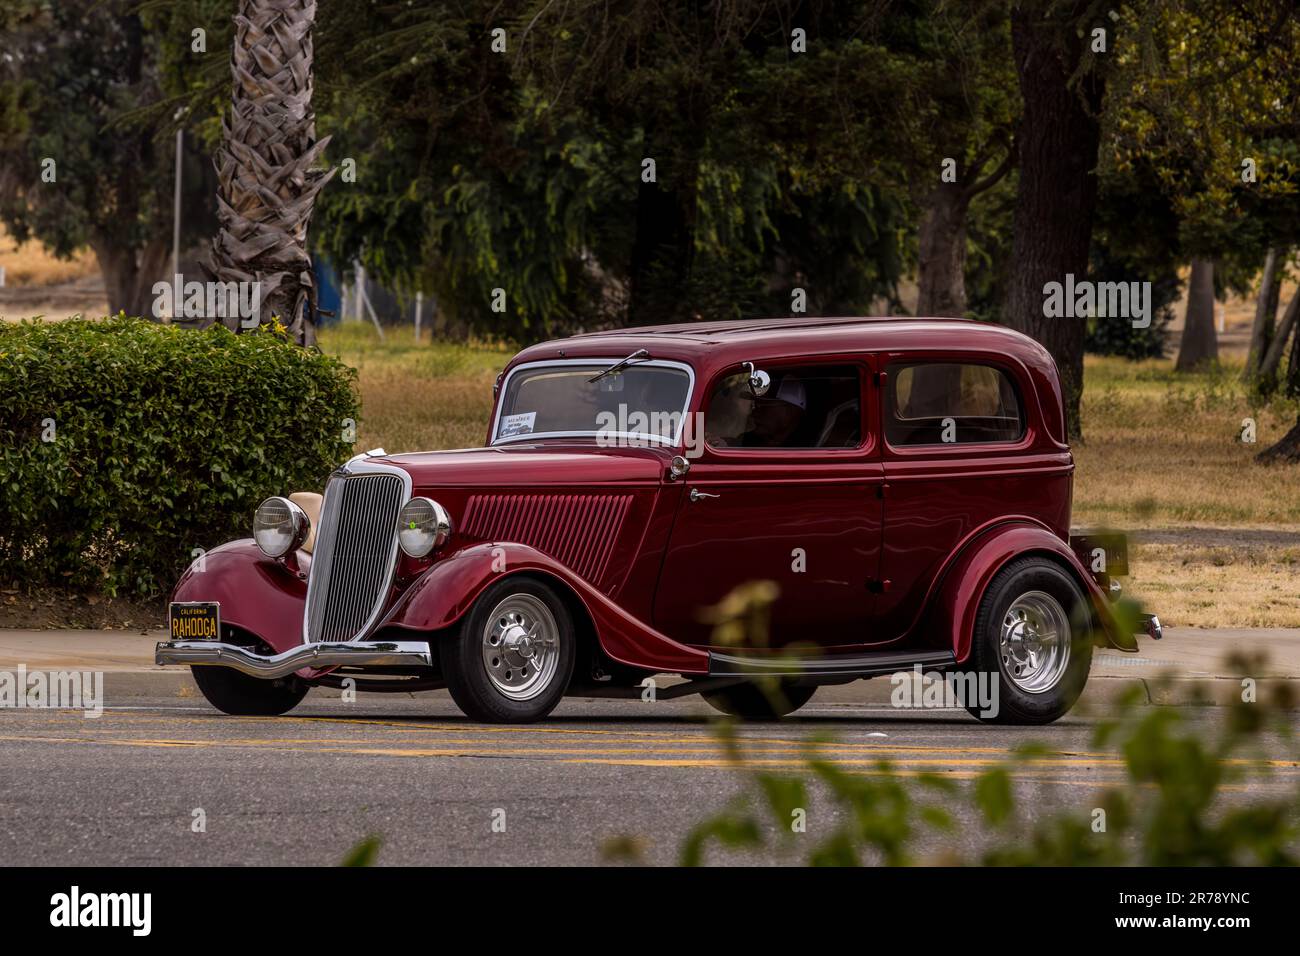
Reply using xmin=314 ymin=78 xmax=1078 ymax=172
xmin=253 ymin=496 xmax=310 ymax=558
xmin=397 ymin=497 xmax=452 ymax=558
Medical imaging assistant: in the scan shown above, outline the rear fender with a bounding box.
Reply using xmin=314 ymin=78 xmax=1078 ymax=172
xmin=384 ymin=543 xmax=710 ymax=675
xmin=170 ymin=539 xmax=308 ymax=655
xmin=937 ymin=523 xmax=1137 ymax=663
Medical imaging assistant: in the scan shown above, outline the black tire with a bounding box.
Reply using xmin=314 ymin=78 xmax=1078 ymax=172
xmin=702 ymin=680 xmax=817 ymax=720
xmin=964 ymin=556 xmax=1093 ymax=725
xmin=439 ymin=577 xmax=576 ymax=723
xmin=190 ymin=666 xmax=309 ymax=716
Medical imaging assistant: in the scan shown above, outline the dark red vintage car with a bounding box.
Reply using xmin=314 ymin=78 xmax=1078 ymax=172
xmin=157 ymin=317 xmax=1159 ymax=723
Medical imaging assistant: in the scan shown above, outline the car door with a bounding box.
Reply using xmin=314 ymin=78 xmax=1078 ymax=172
xmin=874 ymin=354 xmax=1067 ymax=643
xmin=652 ymin=357 xmax=884 ymax=650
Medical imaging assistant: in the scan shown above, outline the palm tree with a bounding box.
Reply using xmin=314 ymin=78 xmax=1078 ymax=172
xmin=208 ymin=0 xmax=334 ymax=344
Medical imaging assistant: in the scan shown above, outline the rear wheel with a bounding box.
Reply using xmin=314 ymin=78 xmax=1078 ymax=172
xmin=191 ymin=666 xmax=309 ymax=716
xmin=439 ymin=577 xmax=576 ymax=723
xmin=965 ymin=556 xmax=1093 ymax=725
xmin=702 ymin=680 xmax=816 ymax=720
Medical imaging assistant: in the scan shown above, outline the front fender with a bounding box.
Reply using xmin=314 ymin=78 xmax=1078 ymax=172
xmin=383 ymin=543 xmax=710 ymax=675
xmin=171 ymin=539 xmax=308 ymax=656
xmin=937 ymin=523 xmax=1137 ymax=663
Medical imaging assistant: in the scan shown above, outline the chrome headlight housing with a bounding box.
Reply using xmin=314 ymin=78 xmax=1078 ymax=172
xmin=252 ymin=496 xmax=310 ymax=558
xmin=397 ymin=497 xmax=452 ymax=558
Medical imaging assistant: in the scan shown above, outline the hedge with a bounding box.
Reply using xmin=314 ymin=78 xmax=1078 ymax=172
xmin=0 ymin=316 xmax=360 ymax=597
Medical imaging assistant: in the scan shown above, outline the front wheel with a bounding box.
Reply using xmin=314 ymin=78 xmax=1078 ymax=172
xmin=964 ymin=556 xmax=1093 ymax=725
xmin=439 ymin=577 xmax=576 ymax=723
xmin=190 ymin=666 xmax=309 ymax=716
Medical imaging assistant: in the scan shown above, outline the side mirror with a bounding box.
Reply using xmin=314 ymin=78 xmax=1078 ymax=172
xmin=743 ymin=361 xmax=771 ymax=397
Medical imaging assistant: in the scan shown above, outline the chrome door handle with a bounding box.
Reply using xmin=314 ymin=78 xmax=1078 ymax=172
xmin=689 ymin=488 xmax=719 ymax=502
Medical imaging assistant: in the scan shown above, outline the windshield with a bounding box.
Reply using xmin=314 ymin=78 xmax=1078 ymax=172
xmin=493 ymin=361 xmax=693 ymax=445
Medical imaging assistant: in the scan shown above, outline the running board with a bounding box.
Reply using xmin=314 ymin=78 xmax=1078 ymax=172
xmin=708 ymin=649 xmax=956 ymax=678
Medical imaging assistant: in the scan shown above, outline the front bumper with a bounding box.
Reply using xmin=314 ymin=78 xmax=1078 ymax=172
xmin=155 ymin=639 xmax=433 ymax=679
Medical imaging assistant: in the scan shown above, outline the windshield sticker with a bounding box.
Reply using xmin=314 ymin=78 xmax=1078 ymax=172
xmin=498 ymin=411 xmax=537 ymax=438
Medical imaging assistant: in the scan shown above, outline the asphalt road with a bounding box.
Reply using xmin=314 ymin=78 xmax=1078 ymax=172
xmin=2 ymin=691 xmax=1297 ymax=866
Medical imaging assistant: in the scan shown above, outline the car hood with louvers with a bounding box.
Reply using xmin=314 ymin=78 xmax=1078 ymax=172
xmin=378 ymin=445 xmax=667 ymax=594
xmin=303 ymin=447 xmax=666 ymax=644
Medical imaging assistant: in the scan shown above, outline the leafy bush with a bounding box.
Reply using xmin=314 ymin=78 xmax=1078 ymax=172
xmin=0 ymin=316 xmax=359 ymax=597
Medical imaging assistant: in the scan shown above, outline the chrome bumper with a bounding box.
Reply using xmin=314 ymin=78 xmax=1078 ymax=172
xmin=155 ymin=639 xmax=433 ymax=679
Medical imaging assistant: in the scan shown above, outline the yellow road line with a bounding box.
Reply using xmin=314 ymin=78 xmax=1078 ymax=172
xmin=5 ymin=734 xmax=1296 ymax=778
xmin=55 ymin=713 xmax=1131 ymax=757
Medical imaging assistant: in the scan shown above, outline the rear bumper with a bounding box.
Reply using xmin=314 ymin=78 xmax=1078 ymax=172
xmin=155 ymin=639 xmax=433 ymax=679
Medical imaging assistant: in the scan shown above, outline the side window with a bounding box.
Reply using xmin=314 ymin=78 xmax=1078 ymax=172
xmin=706 ymin=365 xmax=862 ymax=450
xmin=886 ymin=362 xmax=1023 ymax=446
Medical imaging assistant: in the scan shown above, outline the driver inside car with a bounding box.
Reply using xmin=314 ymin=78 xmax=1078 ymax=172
xmin=745 ymin=376 xmax=806 ymax=447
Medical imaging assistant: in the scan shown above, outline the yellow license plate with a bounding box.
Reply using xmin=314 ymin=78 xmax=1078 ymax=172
xmin=169 ymin=602 xmax=221 ymax=641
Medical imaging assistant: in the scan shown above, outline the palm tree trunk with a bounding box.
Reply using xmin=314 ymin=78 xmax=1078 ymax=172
xmin=207 ymin=0 xmax=334 ymax=345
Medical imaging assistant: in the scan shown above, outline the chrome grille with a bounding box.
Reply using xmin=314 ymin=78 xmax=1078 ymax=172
xmin=304 ymin=471 xmax=406 ymax=643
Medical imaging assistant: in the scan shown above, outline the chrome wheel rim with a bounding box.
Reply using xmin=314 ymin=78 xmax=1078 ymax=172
xmin=999 ymin=590 xmax=1071 ymax=694
xmin=480 ymin=594 xmax=560 ymax=701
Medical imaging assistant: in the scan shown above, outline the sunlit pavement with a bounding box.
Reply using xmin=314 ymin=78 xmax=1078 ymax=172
xmin=1 ymin=694 xmax=1296 ymax=865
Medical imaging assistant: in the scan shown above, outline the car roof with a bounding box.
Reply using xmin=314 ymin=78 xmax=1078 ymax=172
xmin=510 ymin=316 xmax=1054 ymax=370
xmin=503 ymin=316 xmax=1068 ymax=446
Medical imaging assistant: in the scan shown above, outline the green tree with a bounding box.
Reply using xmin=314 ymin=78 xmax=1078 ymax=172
xmin=0 ymin=1 xmax=180 ymax=316
xmin=310 ymin=2 xmax=911 ymax=339
xmin=1104 ymin=2 xmax=1300 ymax=374
xmin=886 ymin=1 xmax=1019 ymax=318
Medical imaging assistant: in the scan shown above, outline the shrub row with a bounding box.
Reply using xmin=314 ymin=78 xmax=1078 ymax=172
xmin=0 ymin=317 xmax=360 ymax=597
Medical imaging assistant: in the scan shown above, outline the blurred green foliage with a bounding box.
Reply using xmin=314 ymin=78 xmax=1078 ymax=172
xmin=667 ymin=676 xmax=1297 ymax=866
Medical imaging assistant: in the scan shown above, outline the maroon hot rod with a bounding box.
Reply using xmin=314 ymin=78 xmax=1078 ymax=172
xmin=157 ymin=317 xmax=1159 ymax=723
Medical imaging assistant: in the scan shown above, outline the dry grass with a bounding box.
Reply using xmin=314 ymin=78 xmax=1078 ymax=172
xmin=1073 ymin=355 xmax=1300 ymax=526
xmin=0 ymin=225 xmax=98 ymax=286
xmin=1126 ymin=542 xmax=1300 ymax=628
xmin=318 ymin=323 xmax=510 ymax=453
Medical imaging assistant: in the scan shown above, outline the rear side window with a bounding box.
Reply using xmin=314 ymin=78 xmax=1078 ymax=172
xmin=886 ymin=363 xmax=1023 ymax=446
